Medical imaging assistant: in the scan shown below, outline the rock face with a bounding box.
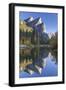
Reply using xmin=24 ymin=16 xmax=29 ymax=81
xmin=25 ymin=17 xmax=46 ymax=32
xmin=48 ymin=32 xmax=55 ymax=39
xmin=20 ymin=17 xmax=49 ymax=45
xmin=40 ymin=32 xmax=49 ymax=44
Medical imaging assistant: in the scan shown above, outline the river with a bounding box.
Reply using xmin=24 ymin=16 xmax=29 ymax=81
xmin=19 ymin=47 xmax=58 ymax=78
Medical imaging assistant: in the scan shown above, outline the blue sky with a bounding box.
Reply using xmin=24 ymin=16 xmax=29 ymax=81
xmin=19 ymin=12 xmax=58 ymax=33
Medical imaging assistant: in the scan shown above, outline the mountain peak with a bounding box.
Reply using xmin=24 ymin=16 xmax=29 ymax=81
xmin=25 ymin=16 xmax=34 ymax=22
xmin=35 ymin=17 xmax=42 ymax=26
xmin=24 ymin=17 xmax=46 ymax=32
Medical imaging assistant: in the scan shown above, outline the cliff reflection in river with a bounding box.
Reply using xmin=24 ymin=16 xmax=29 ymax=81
xmin=19 ymin=47 xmax=58 ymax=78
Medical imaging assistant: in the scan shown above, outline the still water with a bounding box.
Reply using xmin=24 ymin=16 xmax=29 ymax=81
xmin=19 ymin=47 xmax=58 ymax=78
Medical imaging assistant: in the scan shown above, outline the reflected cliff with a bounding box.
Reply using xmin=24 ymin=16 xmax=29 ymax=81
xmin=19 ymin=47 xmax=58 ymax=78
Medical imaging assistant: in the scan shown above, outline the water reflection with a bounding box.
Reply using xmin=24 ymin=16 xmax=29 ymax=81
xmin=19 ymin=47 xmax=58 ymax=78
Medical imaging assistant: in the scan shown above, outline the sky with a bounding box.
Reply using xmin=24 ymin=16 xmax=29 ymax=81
xmin=19 ymin=11 xmax=58 ymax=33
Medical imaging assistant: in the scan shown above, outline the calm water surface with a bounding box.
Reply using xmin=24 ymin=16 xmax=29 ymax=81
xmin=19 ymin=47 xmax=58 ymax=78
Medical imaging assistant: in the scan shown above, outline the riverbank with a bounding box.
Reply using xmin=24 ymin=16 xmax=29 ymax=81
xmin=20 ymin=44 xmax=52 ymax=48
